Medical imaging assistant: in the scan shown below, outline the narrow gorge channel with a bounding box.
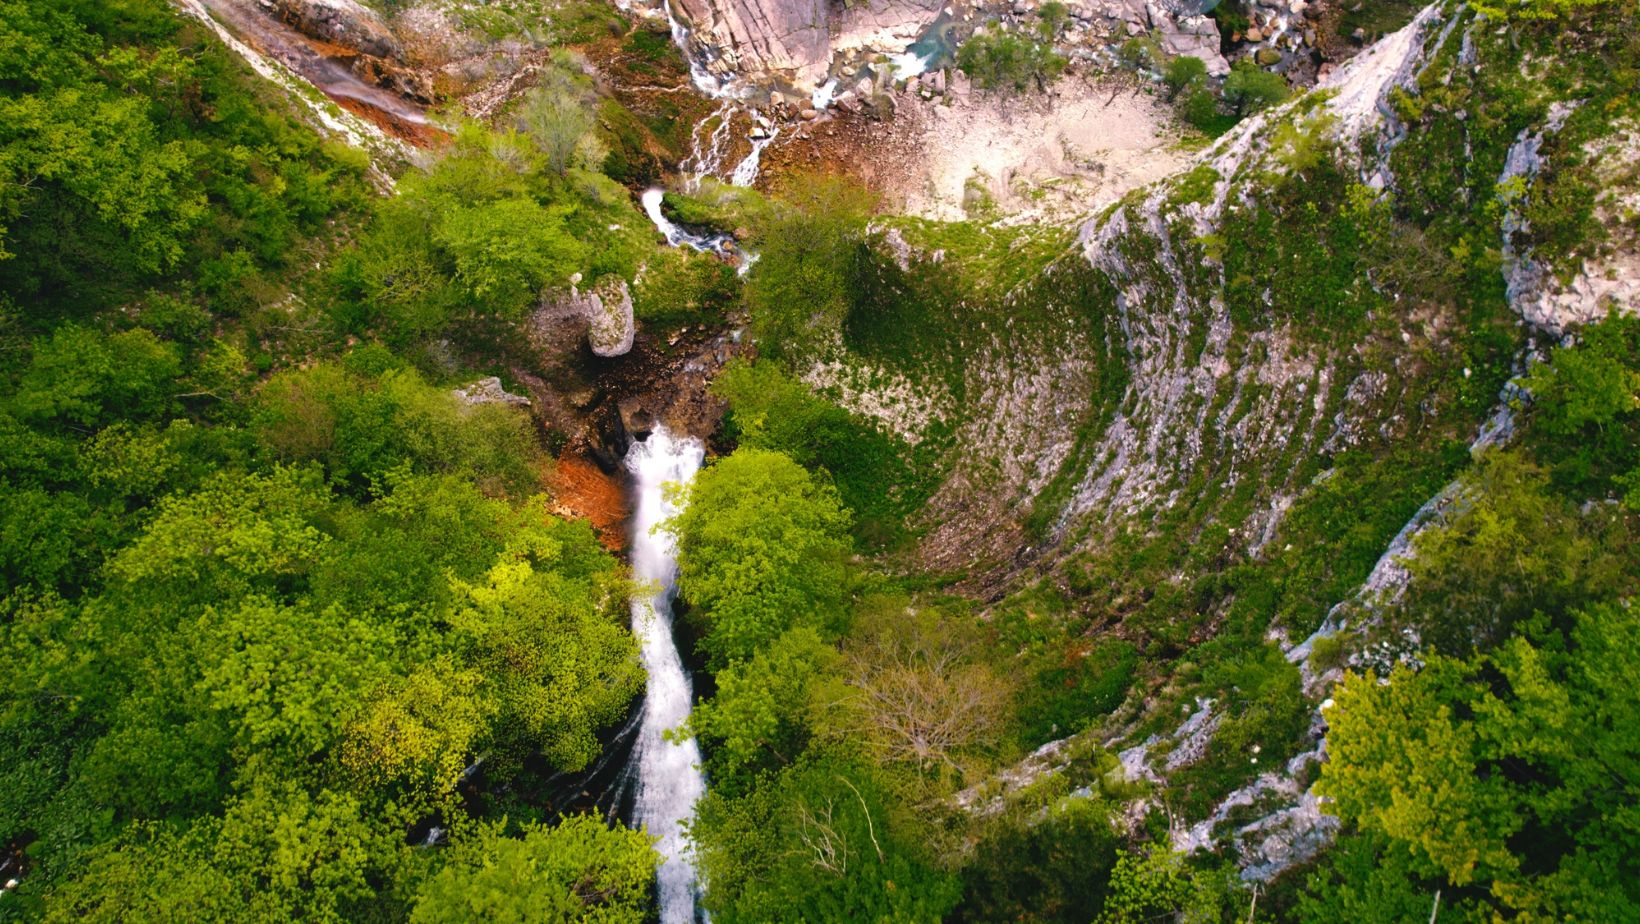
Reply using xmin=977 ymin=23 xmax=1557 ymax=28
xmin=622 ymin=427 xmax=709 ymax=924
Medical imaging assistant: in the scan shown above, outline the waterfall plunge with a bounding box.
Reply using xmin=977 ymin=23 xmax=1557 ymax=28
xmin=624 ymin=426 xmax=709 ymax=924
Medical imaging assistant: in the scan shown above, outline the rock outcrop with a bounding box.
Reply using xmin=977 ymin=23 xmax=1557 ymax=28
xmin=659 ymin=0 xmax=1236 ymax=93
xmin=1146 ymin=1 xmax=1230 ymax=75
xmin=584 ymin=278 xmax=638 ymax=358
xmin=1501 ymin=108 xmax=1640 ymax=336
xmin=453 ymin=376 xmax=532 ymax=408
xmin=672 ymin=0 xmax=838 ymax=90
xmin=264 ymin=0 xmax=400 ymax=58
xmin=175 ymin=0 xmax=409 ymax=183
xmin=884 ymin=0 xmax=1640 ymax=884
xmin=533 ymin=277 xmax=638 ymax=359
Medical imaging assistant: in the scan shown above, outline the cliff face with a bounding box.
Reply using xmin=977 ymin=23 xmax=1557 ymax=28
xmin=818 ymin=0 xmax=1639 ymax=876
xmin=673 ymin=0 xmax=842 ymax=90
xmin=837 ymin=4 xmax=1470 ymax=586
xmin=832 ymin=1 xmax=1637 ymax=589
xmin=662 ymin=0 xmax=940 ymax=93
xmin=656 ymin=0 xmax=1235 ymax=95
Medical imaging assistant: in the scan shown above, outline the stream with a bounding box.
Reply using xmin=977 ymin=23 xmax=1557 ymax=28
xmin=187 ymin=0 xmax=433 ymax=142
xmin=621 ymin=427 xmax=709 ymax=924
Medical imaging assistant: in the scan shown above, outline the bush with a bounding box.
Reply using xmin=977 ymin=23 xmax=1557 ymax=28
xmin=631 ymin=247 xmax=740 ymax=327
xmin=1164 ymin=55 xmax=1208 ymax=99
xmin=252 ymin=358 xmax=540 ymax=496
xmin=1118 ymin=36 xmax=1160 ymax=70
xmin=1397 ymin=449 xmax=1637 ymax=655
xmin=714 ymin=360 xmax=935 ymax=549
xmin=957 ymin=798 xmax=1122 ymax=923
xmin=692 ymin=757 xmax=962 ymax=923
xmin=1223 ymin=58 xmax=1289 ymax=116
xmin=1167 ymin=642 xmax=1311 ymax=817
xmin=519 ymin=54 xmax=603 ymax=177
xmin=0 ymin=0 xmax=366 ymax=314
xmin=668 ymin=448 xmax=853 ymax=667
xmin=11 ymin=326 xmax=182 ymax=429
xmin=1019 ymin=640 xmax=1140 ymax=746
xmin=956 ymin=26 xmax=1066 ymax=92
xmin=1180 ymin=86 xmax=1225 ymax=130
xmin=744 ymin=177 xmax=873 ymax=359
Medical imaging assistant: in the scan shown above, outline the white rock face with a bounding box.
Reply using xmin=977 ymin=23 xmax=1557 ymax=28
xmin=672 ymin=0 xmax=839 ymax=89
xmin=534 ymin=277 xmax=638 ymax=358
xmin=453 ymin=376 xmax=531 ymax=408
xmin=1501 ymin=111 xmax=1640 ymax=336
xmin=660 ymin=0 xmax=1226 ymax=93
xmin=1148 ymin=1 xmax=1229 ymax=75
xmin=172 ymin=0 xmax=407 ymax=185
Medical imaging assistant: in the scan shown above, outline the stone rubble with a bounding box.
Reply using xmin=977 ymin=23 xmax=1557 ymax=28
xmin=453 ymin=376 xmax=533 ymax=408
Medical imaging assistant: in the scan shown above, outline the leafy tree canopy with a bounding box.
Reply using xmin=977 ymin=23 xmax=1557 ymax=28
xmin=1318 ymin=601 xmax=1640 ymax=919
xmin=669 ymin=447 xmax=854 ymax=668
xmin=410 ymin=816 xmax=656 ymax=924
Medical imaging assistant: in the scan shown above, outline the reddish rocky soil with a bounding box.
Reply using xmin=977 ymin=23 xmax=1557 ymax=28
xmin=547 ymin=452 xmax=630 ymax=550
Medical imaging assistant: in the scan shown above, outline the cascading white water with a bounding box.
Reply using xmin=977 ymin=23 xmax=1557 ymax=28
xmin=642 ymin=189 xmax=731 ymax=253
xmin=727 ymin=117 xmax=778 ymax=188
xmin=682 ymin=102 xmax=737 ymax=182
xmin=641 ymin=189 xmax=757 ymax=278
xmin=637 ymin=0 xmax=777 ymax=189
xmin=624 ymin=426 xmax=709 ymax=924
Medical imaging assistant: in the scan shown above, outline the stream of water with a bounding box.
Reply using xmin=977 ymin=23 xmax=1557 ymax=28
xmin=189 ymin=0 xmax=430 ymax=135
xmin=622 ymin=426 xmax=709 ymax=924
xmin=622 ymin=6 xmax=957 ymax=919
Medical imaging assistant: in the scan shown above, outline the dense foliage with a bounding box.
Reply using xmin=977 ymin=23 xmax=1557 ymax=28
xmin=0 ymin=1 xmax=667 ymax=918
xmin=1317 ymin=601 xmax=1640 ymax=919
xmin=0 ymin=0 xmax=368 ymax=316
xmin=741 ymin=177 xmax=874 ymax=359
xmin=954 ymin=3 xmax=1068 ymax=92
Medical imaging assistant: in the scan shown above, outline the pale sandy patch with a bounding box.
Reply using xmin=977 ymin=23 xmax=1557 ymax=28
xmin=889 ymin=75 xmax=1190 ymax=222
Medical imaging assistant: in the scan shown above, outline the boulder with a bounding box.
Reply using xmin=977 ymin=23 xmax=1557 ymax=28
xmin=533 ymin=276 xmax=637 ymax=359
xmin=618 ymin=396 xmax=656 ymax=440
xmin=582 ymin=277 xmax=636 ymax=358
xmin=1153 ymin=8 xmax=1230 ymax=75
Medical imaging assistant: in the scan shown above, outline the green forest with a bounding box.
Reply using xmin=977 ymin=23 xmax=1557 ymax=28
xmin=2 ymin=0 xmax=1638 ymax=921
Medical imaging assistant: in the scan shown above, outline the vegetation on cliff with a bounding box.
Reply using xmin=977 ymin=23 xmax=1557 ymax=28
xmin=1 ymin=0 xmax=1637 ymax=920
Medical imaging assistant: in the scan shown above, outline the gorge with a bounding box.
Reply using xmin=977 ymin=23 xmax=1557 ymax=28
xmin=0 ymin=0 xmax=1636 ymax=921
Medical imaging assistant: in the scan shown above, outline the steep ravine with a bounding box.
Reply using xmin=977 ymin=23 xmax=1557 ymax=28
xmin=858 ymin=3 xmax=1468 ymax=588
xmin=172 ymin=0 xmax=1637 ymax=894
xmin=857 ymin=0 xmax=1638 ymax=881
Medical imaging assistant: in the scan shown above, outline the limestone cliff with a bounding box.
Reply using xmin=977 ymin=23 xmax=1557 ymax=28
xmin=655 ymin=0 xmax=1235 ymax=95
xmin=816 ymin=0 xmax=1639 ymax=878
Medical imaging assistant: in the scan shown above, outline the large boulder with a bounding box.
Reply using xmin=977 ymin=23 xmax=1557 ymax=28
xmin=583 ymin=277 xmax=636 ymax=358
xmin=1148 ymin=1 xmax=1230 ymax=75
xmin=453 ymin=376 xmax=531 ymax=408
xmin=531 ymin=276 xmax=637 ymax=360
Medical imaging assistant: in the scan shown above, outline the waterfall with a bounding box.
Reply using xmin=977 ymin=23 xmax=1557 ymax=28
xmin=640 ymin=0 xmax=775 ymax=189
xmin=624 ymin=426 xmax=709 ymax=924
xmin=727 ymin=117 xmax=778 ymax=188
xmin=641 ymin=189 xmax=729 ymax=252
